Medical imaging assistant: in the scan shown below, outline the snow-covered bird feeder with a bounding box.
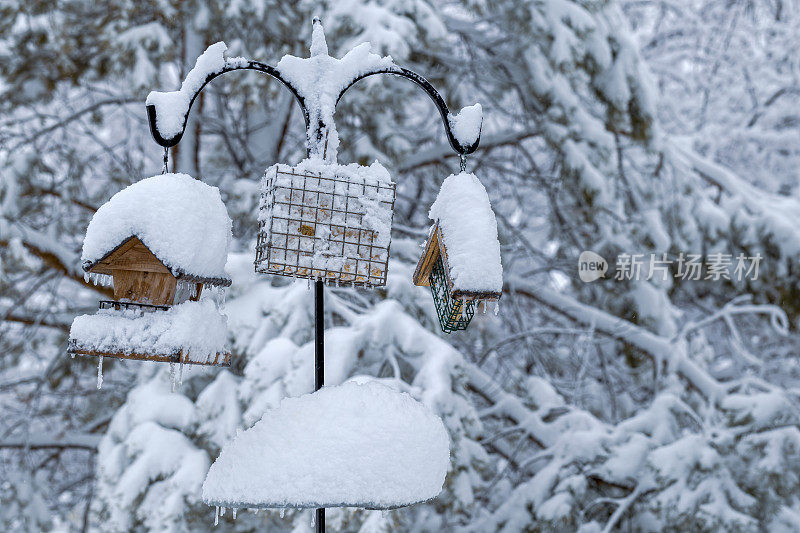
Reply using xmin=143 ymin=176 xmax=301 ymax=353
xmin=413 ymin=172 xmax=503 ymax=333
xmin=255 ymin=159 xmax=396 ymax=287
xmin=202 ymin=380 xmax=450 ymax=512
xmin=68 ymin=173 xmax=233 ymax=367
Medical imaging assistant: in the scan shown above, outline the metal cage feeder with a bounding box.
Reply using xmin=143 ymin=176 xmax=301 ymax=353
xmin=255 ymin=163 xmax=396 ymax=287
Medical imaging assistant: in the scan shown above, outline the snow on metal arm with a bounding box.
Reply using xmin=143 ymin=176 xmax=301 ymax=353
xmin=336 ymin=66 xmax=482 ymax=156
xmin=146 ymin=21 xmax=482 ymax=159
xmin=146 ymin=59 xmax=309 ymax=148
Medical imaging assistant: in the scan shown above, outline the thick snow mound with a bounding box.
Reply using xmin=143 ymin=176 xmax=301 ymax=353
xmin=202 ymin=380 xmax=450 ymax=509
xmin=69 ymin=299 xmax=228 ymax=363
xmin=81 ymin=173 xmax=232 ymax=281
xmin=429 ymin=172 xmax=502 ymax=293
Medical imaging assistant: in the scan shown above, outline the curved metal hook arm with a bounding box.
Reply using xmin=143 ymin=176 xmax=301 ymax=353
xmin=146 ymin=60 xmax=309 ymax=148
xmin=336 ymin=66 xmax=481 ymax=156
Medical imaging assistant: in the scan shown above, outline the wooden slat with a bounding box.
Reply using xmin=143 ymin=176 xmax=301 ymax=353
xmin=412 ymin=223 xmax=441 ymax=287
xmin=68 ymin=347 xmax=231 ymax=367
xmin=112 ymin=270 xmax=177 ymax=305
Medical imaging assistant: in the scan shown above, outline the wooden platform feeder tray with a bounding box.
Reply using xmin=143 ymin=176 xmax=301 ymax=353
xmin=68 ymin=340 xmax=231 ymax=367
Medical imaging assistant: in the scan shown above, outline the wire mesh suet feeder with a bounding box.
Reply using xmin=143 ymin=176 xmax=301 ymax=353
xmin=255 ymin=162 xmax=396 ymax=287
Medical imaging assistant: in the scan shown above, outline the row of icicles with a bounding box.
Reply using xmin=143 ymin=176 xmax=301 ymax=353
xmin=91 ymin=355 xmax=188 ymax=391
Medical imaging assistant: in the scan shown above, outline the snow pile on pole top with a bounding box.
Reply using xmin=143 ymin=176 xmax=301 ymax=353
xmin=430 ymin=172 xmax=503 ymax=293
xmin=69 ymin=299 xmax=228 ymax=363
xmin=81 ymin=173 xmax=232 ymax=282
xmin=275 ymin=20 xmax=393 ymax=159
xmin=448 ymin=103 xmax=483 ymax=148
xmin=202 ymin=380 xmax=450 ymax=509
xmin=146 ymin=42 xmax=228 ymax=139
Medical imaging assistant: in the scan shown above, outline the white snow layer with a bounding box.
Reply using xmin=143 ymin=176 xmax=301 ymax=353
xmin=69 ymin=299 xmax=228 ymax=363
xmin=146 ymin=42 xmax=228 ymax=139
xmin=202 ymin=380 xmax=450 ymax=509
xmin=448 ymin=103 xmax=483 ymax=147
xmin=81 ymin=173 xmax=232 ymax=280
xmin=276 ymin=24 xmax=393 ymax=157
xmin=429 ymin=172 xmax=503 ymax=293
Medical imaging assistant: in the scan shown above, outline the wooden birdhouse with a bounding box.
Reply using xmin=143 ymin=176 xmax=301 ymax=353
xmin=68 ymin=173 xmax=233 ymax=370
xmin=255 ymin=159 xmax=396 ymax=287
xmin=83 ymin=236 xmax=205 ymax=306
xmin=413 ymin=172 xmax=503 ymax=333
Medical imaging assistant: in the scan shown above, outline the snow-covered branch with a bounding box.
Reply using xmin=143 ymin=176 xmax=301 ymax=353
xmin=506 ymin=276 xmax=726 ymax=402
xmin=0 ymin=433 xmax=101 ymax=451
xmin=398 ymin=127 xmax=539 ymax=173
xmin=0 ymin=219 xmax=113 ymax=298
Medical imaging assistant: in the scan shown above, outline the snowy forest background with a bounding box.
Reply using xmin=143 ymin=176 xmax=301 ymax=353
xmin=1 ymin=0 xmax=800 ymax=531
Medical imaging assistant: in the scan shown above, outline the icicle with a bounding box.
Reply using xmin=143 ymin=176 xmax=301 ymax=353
xmin=232 ymin=508 xmax=237 ymax=520
xmin=221 ymin=507 xmax=225 ymax=517
xmin=169 ymin=362 xmax=176 ymax=393
xmin=178 ymin=362 xmax=184 ymax=387
xmin=87 ymin=272 xmax=112 ymax=288
xmin=307 ymin=277 xmax=311 ymax=290
xmin=279 ymin=509 xmax=284 ymax=519
xmin=70 ymin=352 xmax=75 ymax=359
xmin=254 ymin=508 xmax=259 ymax=515
xmin=215 ymin=506 xmax=219 ymax=526
xmin=311 ymin=510 xmax=315 ymax=527
xmin=483 ymin=300 xmax=487 ymax=314
xmin=96 ymin=356 xmax=104 ymax=389
xmin=84 ymin=272 xmax=90 ymax=283
xmin=494 ymin=301 xmax=500 ymax=315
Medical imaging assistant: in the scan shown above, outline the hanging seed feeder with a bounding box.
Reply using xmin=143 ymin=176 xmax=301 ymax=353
xmin=414 ymin=172 xmax=503 ymax=333
xmin=255 ymin=161 xmax=396 ymax=287
xmin=68 ymin=173 xmax=233 ymax=368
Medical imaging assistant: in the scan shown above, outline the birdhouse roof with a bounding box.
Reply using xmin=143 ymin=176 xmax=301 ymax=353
xmin=425 ymin=172 xmax=503 ymax=297
xmin=81 ymin=173 xmax=232 ymax=285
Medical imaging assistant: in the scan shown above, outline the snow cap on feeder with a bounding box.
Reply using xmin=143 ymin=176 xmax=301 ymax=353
xmin=69 ymin=173 xmax=233 ymax=369
xmin=202 ymin=380 xmax=450 ymax=510
xmin=81 ymin=172 xmax=232 ymax=304
xmin=413 ymin=172 xmax=502 ymax=333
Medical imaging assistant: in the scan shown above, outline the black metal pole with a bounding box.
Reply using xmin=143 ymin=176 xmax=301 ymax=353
xmin=314 ymin=279 xmax=325 ymax=533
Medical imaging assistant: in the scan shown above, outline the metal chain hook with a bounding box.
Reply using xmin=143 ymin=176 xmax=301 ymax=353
xmin=459 ymin=153 xmax=467 ymax=173
xmin=162 ymin=147 xmax=169 ymax=174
